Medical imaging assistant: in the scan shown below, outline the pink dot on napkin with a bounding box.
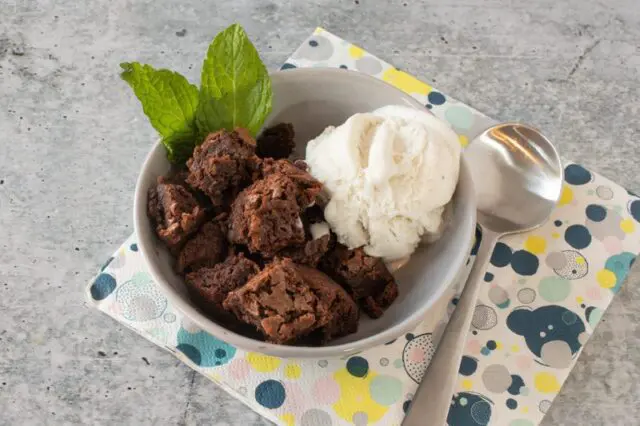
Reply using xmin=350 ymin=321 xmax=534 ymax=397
xmin=409 ymin=347 xmax=425 ymax=363
xmin=313 ymin=376 xmax=341 ymax=405
xmin=586 ymin=286 xmax=603 ymax=301
xmin=467 ymin=339 xmax=482 ymax=355
xmin=229 ymin=358 xmax=251 ymax=381
xmin=602 ymin=236 xmax=622 ymax=254
xmin=515 ymin=355 xmax=533 ymax=370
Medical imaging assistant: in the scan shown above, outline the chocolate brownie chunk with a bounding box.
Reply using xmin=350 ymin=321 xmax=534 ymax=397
xmin=186 ymin=129 xmax=259 ymax=208
xmin=260 ymin=159 xmax=323 ymax=208
xmin=185 ymin=252 xmax=260 ymax=322
xmin=320 ymin=245 xmax=398 ymax=318
xmin=279 ymin=234 xmax=331 ymax=267
xmin=223 ymin=258 xmax=324 ymax=343
xmin=159 ymin=169 xmax=190 ymax=185
xmin=256 ymin=122 xmax=296 ymax=159
xmin=297 ymin=265 xmax=359 ymax=343
xmin=158 ymin=169 xmax=216 ymax=210
xmin=147 ymin=176 xmax=207 ymax=253
xmin=223 ymin=258 xmax=357 ymax=344
xmin=176 ymin=221 xmax=227 ymax=274
xmin=228 ymin=173 xmax=306 ymax=257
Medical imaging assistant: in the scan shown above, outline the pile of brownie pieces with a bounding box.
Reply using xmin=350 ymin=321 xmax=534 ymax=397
xmin=147 ymin=124 xmax=399 ymax=345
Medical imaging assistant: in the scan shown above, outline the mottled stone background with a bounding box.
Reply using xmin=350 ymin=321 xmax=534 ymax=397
xmin=0 ymin=0 xmax=638 ymax=425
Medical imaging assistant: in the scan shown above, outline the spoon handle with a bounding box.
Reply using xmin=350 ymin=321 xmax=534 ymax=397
xmin=402 ymin=230 xmax=499 ymax=426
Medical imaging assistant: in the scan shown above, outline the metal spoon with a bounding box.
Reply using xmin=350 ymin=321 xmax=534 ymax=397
xmin=402 ymin=123 xmax=563 ymax=426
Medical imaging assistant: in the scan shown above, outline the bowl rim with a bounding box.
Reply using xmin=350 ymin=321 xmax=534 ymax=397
xmin=134 ymin=67 xmax=477 ymax=358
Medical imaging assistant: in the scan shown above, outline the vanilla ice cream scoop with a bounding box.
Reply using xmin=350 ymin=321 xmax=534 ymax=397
xmin=305 ymin=105 xmax=461 ymax=261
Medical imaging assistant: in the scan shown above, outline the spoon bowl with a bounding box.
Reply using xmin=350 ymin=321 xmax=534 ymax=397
xmin=466 ymin=123 xmax=564 ymax=234
xmin=403 ymin=123 xmax=563 ymax=426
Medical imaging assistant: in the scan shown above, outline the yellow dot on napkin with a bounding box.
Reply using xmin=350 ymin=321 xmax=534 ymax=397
xmin=462 ymin=379 xmax=473 ymax=390
xmin=333 ymin=369 xmax=387 ymax=423
xmin=285 ymin=363 xmax=302 ymax=379
xmin=496 ymin=341 xmax=503 ymax=350
xmin=576 ymin=256 xmax=586 ymax=265
xmin=459 ymin=135 xmax=469 ymax=147
xmin=511 ymin=345 xmax=520 ymax=353
xmin=534 ymin=372 xmax=560 ymax=393
xmin=521 ymin=406 xmax=529 ymax=414
xmin=349 ymin=45 xmax=365 ymax=59
xmin=576 ymin=296 xmax=584 ymax=304
xmin=382 ymin=68 xmax=432 ymax=95
xmin=279 ymin=413 xmax=295 ymax=426
xmin=524 ymin=235 xmax=546 ymax=254
xmin=597 ymin=269 xmax=617 ymax=289
xmin=552 ymin=232 xmax=560 ymax=239
xmin=620 ymin=219 xmax=635 ymax=234
xmin=558 ymin=185 xmax=573 ymax=206
xmin=247 ymin=352 xmax=281 ymax=372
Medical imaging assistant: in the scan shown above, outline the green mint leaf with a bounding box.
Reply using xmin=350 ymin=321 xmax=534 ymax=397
xmin=120 ymin=62 xmax=199 ymax=163
xmin=197 ymin=74 xmax=272 ymax=137
xmin=196 ymin=24 xmax=272 ymax=136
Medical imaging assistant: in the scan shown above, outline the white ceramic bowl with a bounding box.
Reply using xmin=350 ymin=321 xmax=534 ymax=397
xmin=134 ymin=68 xmax=476 ymax=358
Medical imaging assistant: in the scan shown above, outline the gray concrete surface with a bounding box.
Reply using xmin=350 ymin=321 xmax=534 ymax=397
xmin=1 ymin=0 xmax=639 ymax=424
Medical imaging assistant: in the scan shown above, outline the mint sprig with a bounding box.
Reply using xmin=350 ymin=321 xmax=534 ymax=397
xmin=120 ymin=63 xmax=200 ymax=163
xmin=196 ymin=24 xmax=272 ymax=137
xmin=120 ymin=24 xmax=272 ymax=164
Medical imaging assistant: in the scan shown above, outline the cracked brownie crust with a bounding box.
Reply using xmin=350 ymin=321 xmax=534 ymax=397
xmin=147 ymin=176 xmax=207 ymax=253
xmin=186 ymin=129 xmax=260 ymax=208
xmin=320 ymin=244 xmax=398 ymax=318
xmin=228 ymin=172 xmax=306 ymax=257
xmin=223 ymin=258 xmax=358 ymax=344
xmin=176 ymin=220 xmax=227 ymax=274
xmin=185 ymin=252 xmax=260 ymax=322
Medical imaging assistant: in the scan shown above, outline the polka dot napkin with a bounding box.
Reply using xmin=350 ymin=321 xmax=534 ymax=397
xmin=87 ymin=28 xmax=640 ymax=426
